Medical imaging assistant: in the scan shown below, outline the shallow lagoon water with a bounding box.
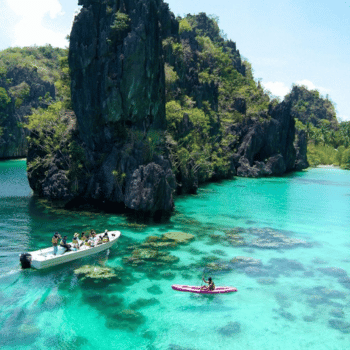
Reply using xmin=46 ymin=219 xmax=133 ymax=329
xmin=0 ymin=160 xmax=350 ymax=349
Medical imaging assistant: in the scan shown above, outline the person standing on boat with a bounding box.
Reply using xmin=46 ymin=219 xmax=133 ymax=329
xmin=52 ymin=232 xmax=61 ymax=256
xmin=102 ymin=230 xmax=109 ymax=243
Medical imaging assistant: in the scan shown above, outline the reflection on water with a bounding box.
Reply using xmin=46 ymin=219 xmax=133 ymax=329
xmin=0 ymin=161 xmax=350 ymax=349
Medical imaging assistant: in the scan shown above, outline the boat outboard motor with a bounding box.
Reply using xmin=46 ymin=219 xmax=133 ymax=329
xmin=20 ymin=253 xmax=32 ymax=269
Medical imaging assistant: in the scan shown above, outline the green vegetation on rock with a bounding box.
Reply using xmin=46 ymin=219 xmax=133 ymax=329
xmin=290 ymin=85 xmax=349 ymax=168
xmin=0 ymin=45 xmax=70 ymax=159
xmin=110 ymin=11 xmax=131 ymax=43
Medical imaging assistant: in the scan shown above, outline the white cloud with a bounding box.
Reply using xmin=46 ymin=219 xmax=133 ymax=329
xmin=262 ymin=79 xmax=332 ymax=99
xmin=262 ymin=81 xmax=290 ymax=98
xmin=337 ymin=114 xmax=350 ymax=122
xmin=5 ymin=0 xmax=68 ymax=48
xmin=295 ymin=79 xmax=330 ymax=95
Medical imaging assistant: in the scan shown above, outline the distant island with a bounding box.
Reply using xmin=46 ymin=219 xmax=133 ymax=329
xmin=0 ymin=0 xmax=349 ymax=217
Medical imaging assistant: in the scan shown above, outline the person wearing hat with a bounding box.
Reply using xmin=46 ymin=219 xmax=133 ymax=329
xmin=52 ymin=232 xmax=61 ymax=256
xmin=72 ymin=233 xmax=80 ymax=250
xmin=60 ymin=235 xmax=71 ymax=253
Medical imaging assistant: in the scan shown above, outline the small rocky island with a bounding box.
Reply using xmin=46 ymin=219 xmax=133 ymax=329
xmin=26 ymin=0 xmax=309 ymax=217
xmin=5 ymin=0 xmax=341 ymax=217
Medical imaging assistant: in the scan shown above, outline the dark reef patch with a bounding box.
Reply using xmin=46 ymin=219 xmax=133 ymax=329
xmin=217 ymin=321 xmax=241 ymax=336
xmin=317 ymin=267 xmax=348 ymax=278
xmin=273 ymin=308 xmax=296 ymax=321
xmin=130 ymin=297 xmax=160 ymax=310
xmin=328 ymin=319 xmax=350 ymax=333
xmin=275 ymin=293 xmax=292 ymax=309
xmin=105 ymin=309 xmax=145 ymax=331
xmin=147 ymin=284 xmax=163 ymax=295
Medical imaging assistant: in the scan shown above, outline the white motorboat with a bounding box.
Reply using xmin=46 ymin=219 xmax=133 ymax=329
xmin=19 ymin=230 xmax=121 ymax=269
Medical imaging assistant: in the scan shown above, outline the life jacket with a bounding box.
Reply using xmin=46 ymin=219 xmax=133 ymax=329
xmin=52 ymin=237 xmax=58 ymax=245
xmin=103 ymin=237 xmax=109 ymax=242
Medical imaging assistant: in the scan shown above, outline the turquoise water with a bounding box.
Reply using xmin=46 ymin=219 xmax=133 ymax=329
xmin=0 ymin=160 xmax=350 ymax=349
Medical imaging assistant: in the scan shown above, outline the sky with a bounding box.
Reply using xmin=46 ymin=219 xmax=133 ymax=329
xmin=0 ymin=0 xmax=349 ymax=121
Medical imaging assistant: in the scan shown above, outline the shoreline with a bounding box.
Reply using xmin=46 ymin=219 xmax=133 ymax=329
xmin=316 ymin=164 xmax=341 ymax=169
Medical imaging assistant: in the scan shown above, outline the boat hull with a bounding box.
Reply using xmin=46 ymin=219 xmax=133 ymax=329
xmin=172 ymin=284 xmax=238 ymax=294
xmin=26 ymin=231 xmax=121 ymax=269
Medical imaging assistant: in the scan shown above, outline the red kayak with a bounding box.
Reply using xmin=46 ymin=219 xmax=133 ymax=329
xmin=172 ymin=284 xmax=237 ymax=294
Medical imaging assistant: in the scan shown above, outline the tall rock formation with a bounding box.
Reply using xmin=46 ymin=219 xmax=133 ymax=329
xmin=230 ymin=102 xmax=297 ymax=177
xmin=66 ymin=0 xmax=177 ymax=216
xmin=25 ymin=8 xmax=308 ymax=216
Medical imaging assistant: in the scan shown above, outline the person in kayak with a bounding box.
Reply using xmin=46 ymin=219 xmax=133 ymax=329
xmin=201 ymin=277 xmax=215 ymax=291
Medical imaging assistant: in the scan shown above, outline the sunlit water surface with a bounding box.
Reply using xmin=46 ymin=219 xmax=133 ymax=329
xmin=0 ymin=160 xmax=350 ymax=350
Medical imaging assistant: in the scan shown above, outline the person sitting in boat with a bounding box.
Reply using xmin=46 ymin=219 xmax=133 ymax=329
xmin=102 ymin=230 xmax=109 ymax=243
xmin=60 ymin=235 xmax=71 ymax=253
xmin=72 ymin=233 xmax=80 ymax=250
xmin=88 ymin=234 xmax=95 ymax=247
xmin=52 ymin=232 xmax=61 ymax=256
xmin=201 ymin=277 xmax=215 ymax=291
xmin=95 ymin=234 xmax=102 ymax=245
xmin=80 ymin=232 xmax=88 ymax=247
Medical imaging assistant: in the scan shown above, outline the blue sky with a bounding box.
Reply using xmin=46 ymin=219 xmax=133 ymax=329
xmin=0 ymin=0 xmax=349 ymax=121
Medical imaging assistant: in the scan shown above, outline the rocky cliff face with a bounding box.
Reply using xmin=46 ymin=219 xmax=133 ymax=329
xmin=229 ymin=102 xmax=297 ymax=177
xmin=64 ymin=0 xmax=177 ymax=216
xmin=0 ymin=66 xmax=55 ymax=159
xmin=25 ymin=6 xmax=308 ymax=217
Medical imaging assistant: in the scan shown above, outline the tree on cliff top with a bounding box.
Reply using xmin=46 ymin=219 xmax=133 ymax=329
xmin=285 ymin=85 xmax=337 ymax=128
